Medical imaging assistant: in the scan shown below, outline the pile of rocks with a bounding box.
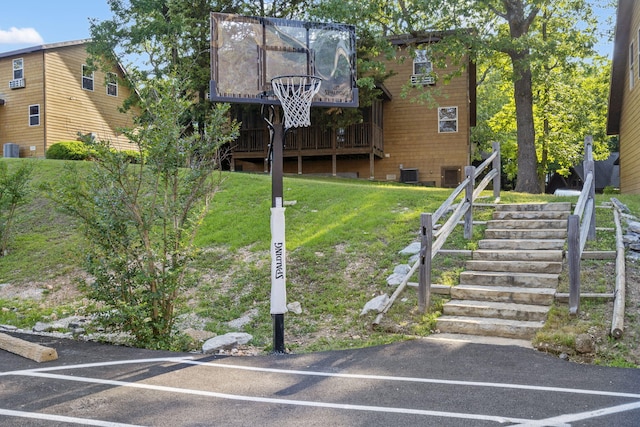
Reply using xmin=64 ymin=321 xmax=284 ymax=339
xmin=1 ymin=301 xmax=305 ymax=356
xmin=612 ymin=198 xmax=640 ymax=261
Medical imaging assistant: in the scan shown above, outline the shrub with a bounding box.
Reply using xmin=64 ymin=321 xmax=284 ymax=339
xmin=46 ymin=141 xmax=90 ymax=160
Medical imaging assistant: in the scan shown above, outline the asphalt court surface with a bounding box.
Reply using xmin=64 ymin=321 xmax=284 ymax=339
xmin=1 ymin=333 xmax=640 ymax=426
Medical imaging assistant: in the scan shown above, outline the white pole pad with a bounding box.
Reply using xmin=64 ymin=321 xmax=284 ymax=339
xmin=270 ymin=207 xmax=287 ymax=314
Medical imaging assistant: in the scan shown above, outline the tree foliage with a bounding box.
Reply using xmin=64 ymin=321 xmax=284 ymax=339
xmin=0 ymin=161 xmax=32 ymax=256
xmin=47 ymin=79 xmax=239 ymax=348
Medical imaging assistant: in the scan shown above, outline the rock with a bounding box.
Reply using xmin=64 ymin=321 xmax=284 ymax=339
xmin=184 ymin=328 xmax=215 ymax=342
xmin=360 ymin=294 xmax=389 ymax=316
xmin=399 ymin=242 xmax=421 ymax=255
xmin=559 ymin=353 xmax=569 ymax=361
xmin=628 ymin=221 xmax=640 ymax=234
xmin=393 ymin=264 xmax=411 ymax=275
xmin=226 ymin=308 xmax=259 ymax=329
xmin=202 ymin=335 xmax=239 ymax=353
xmin=287 ymin=301 xmax=302 ymax=314
xmin=408 ymin=254 xmax=419 ymax=265
xmin=202 ymin=332 xmax=253 ymax=353
xmin=575 ymin=334 xmax=595 ymax=354
xmin=0 ymin=324 xmax=17 ymax=331
xmin=386 ymin=273 xmax=405 ymax=286
xmin=228 ymin=332 xmax=252 ymax=345
xmin=32 ymin=322 xmax=51 ymax=333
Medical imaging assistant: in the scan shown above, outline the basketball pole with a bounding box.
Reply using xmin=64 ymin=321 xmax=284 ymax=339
xmin=270 ymin=122 xmax=287 ymax=354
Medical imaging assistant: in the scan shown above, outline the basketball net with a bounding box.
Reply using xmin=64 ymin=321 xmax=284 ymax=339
xmin=271 ymin=75 xmax=322 ymax=129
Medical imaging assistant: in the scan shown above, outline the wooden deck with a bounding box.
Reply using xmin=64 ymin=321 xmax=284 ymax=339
xmin=232 ymin=122 xmax=384 ymax=160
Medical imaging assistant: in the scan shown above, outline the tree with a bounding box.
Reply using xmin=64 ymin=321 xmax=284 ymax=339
xmin=47 ymin=79 xmax=239 ymax=347
xmin=316 ymin=0 xmax=603 ymax=193
xmin=0 ymin=161 xmax=32 ymax=256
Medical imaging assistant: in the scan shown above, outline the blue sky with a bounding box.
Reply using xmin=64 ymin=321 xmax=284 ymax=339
xmin=0 ymin=0 xmax=616 ymax=57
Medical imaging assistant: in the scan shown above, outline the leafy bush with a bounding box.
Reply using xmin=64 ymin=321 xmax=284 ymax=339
xmin=0 ymin=161 xmax=32 ymax=255
xmin=46 ymin=141 xmax=90 ymax=160
xmin=120 ymin=149 xmax=145 ymax=164
xmin=47 ymin=78 xmax=239 ymax=348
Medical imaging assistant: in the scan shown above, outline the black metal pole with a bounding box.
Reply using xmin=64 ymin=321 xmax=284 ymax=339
xmin=271 ymin=122 xmax=286 ymax=354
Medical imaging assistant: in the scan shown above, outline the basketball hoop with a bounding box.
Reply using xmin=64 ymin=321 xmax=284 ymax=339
xmin=271 ymin=75 xmax=322 ymax=129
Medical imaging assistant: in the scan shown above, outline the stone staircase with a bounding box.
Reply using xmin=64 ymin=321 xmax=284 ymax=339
xmin=435 ymin=202 xmax=572 ymax=341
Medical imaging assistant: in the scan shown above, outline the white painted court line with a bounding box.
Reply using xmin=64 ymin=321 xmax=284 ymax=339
xmin=509 ymin=400 xmax=640 ymax=426
xmin=180 ymin=359 xmax=640 ymax=400
xmin=0 ymin=408 xmax=144 ymax=427
xmin=3 ymin=357 xmax=640 ymax=424
xmin=8 ymin=370 xmax=535 ymax=424
xmin=5 ymin=357 xmax=640 ymax=400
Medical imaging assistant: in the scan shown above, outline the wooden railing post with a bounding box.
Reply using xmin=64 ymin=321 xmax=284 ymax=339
xmin=492 ymin=141 xmax=501 ymax=199
xmin=418 ymin=213 xmax=433 ymax=313
xmin=464 ymin=166 xmax=475 ymax=240
xmin=568 ymin=214 xmax=581 ymax=315
xmin=584 ymin=136 xmax=596 ymax=241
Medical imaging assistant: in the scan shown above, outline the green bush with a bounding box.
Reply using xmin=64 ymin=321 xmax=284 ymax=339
xmin=46 ymin=141 xmax=90 ymax=160
xmin=121 ymin=149 xmax=145 ymax=164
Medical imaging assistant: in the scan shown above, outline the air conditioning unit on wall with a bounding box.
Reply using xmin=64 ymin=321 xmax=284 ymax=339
xmin=400 ymin=168 xmax=419 ymax=184
xmin=3 ymin=143 xmax=20 ymax=158
xmin=9 ymin=78 xmax=25 ymax=89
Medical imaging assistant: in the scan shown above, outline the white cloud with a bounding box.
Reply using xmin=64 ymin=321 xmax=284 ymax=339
xmin=0 ymin=27 xmax=44 ymax=44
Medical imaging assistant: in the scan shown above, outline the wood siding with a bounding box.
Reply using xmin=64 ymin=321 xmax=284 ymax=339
xmin=377 ymin=46 xmax=470 ymax=186
xmin=0 ymin=42 xmax=136 ymax=158
xmin=619 ymin=3 xmax=640 ymax=194
xmin=0 ymin=51 xmax=45 ymax=157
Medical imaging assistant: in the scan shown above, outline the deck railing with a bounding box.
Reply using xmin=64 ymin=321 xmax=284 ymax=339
xmin=567 ymin=136 xmax=597 ymax=315
xmin=375 ymin=141 xmax=501 ymax=322
xmin=233 ymin=122 xmax=383 ymax=155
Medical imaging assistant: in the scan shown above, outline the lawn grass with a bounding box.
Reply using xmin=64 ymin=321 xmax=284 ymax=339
xmin=1 ymin=158 xmax=639 ymax=364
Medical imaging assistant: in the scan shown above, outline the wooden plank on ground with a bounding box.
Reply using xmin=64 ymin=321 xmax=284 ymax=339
xmin=0 ymin=333 xmax=58 ymax=362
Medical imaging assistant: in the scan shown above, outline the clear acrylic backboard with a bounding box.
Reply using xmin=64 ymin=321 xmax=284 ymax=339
xmin=210 ymin=13 xmax=358 ymax=107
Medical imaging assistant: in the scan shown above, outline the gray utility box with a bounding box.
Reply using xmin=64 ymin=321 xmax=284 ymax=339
xmin=3 ymin=143 xmax=19 ymax=158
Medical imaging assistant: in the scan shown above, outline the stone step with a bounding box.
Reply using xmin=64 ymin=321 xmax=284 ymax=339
xmin=495 ymin=202 xmax=572 ymax=212
xmin=484 ymin=229 xmax=567 ymax=240
xmin=478 ymin=239 xmax=566 ymax=251
xmin=465 ymin=260 xmax=563 ymax=274
xmin=451 ymin=285 xmax=556 ymax=305
xmin=486 ymin=219 xmax=568 ymax=230
xmin=443 ymin=300 xmax=550 ymax=321
xmin=472 ymin=249 xmax=563 ymax=262
xmin=436 ymin=316 xmax=545 ymax=339
xmin=459 ymin=271 xmax=559 ymax=288
xmin=493 ymin=210 xmax=570 ymax=220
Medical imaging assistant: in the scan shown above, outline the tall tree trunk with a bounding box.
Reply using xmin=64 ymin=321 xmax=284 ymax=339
xmin=503 ymin=0 xmax=541 ymax=193
xmin=510 ymin=54 xmax=539 ymax=193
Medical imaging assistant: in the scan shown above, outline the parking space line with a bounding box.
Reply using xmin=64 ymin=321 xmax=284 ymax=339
xmin=10 ymin=370 xmax=536 ymax=424
xmin=509 ymin=400 xmax=640 ymax=426
xmin=0 ymin=408 xmax=144 ymax=427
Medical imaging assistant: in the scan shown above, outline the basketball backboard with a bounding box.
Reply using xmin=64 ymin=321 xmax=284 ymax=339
xmin=210 ymin=13 xmax=358 ymax=107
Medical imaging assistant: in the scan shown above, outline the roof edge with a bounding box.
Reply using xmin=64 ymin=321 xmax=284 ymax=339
xmin=0 ymin=39 xmax=91 ymax=59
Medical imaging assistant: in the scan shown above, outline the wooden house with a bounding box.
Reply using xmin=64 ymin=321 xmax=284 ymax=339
xmin=607 ymin=0 xmax=640 ymax=194
xmin=229 ymin=33 xmax=476 ymax=187
xmin=0 ymin=40 xmax=136 ymax=158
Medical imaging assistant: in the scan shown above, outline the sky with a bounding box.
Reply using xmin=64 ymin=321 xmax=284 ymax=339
xmin=0 ymin=0 xmax=617 ymax=57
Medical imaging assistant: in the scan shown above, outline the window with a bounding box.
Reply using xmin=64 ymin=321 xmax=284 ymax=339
xmin=630 ymin=42 xmax=635 ymax=90
xmin=82 ymin=65 xmax=94 ymax=91
xmin=414 ymin=49 xmax=433 ymax=75
xmin=29 ymin=104 xmax=40 ymax=126
xmin=412 ymin=49 xmax=435 ymax=85
xmin=13 ymin=58 xmax=23 ymax=79
xmin=438 ymin=106 xmax=458 ymax=133
xmin=106 ymin=72 xmax=118 ymax=96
